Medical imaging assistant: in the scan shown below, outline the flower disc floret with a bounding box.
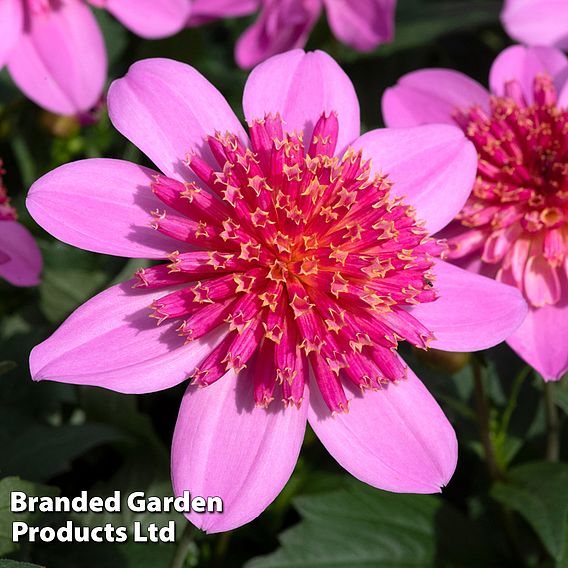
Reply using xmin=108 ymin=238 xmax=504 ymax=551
xmin=0 ymin=161 xmax=17 ymax=222
xmin=135 ymin=112 xmax=446 ymax=412
xmin=450 ymin=74 xmax=568 ymax=308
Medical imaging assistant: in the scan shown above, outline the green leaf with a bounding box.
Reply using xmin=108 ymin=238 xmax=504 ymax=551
xmin=492 ymin=462 xmax=568 ymax=561
xmin=0 ymin=68 xmax=19 ymax=106
xmin=0 ymin=477 xmax=58 ymax=557
xmin=247 ymin=479 xmax=498 ymax=567
xmin=118 ymin=542 xmax=177 ymax=568
xmin=38 ymin=242 xmax=110 ymax=323
xmin=1 ymin=423 xmax=124 ymax=482
xmin=0 ymin=561 xmax=45 ymax=568
xmin=554 ymin=385 xmax=568 ymax=415
xmin=0 ymin=362 xmax=16 ymax=376
xmin=79 ymin=388 xmax=168 ymax=463
xmin=91 ymin=9 xmax=128 ymax=66
xmin=39 ymin=267 xmax=107 ymax=323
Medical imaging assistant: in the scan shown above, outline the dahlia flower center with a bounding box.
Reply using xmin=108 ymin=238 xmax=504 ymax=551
xmin=0 ymin=161 xmax=17 ymax=222
xmin=136 ymin=113 xmax=444 ymax=412
xmin=451 ymin=74 xmax=568 ymax=308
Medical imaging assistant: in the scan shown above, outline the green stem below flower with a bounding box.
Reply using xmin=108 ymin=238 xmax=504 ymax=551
xmin=472 ymin=357 xmax=503 ymax=481
xmin=171 ymin=523 xmax=195 ymax=568
xmin=544 ymin=381 xmax=560 ymax=462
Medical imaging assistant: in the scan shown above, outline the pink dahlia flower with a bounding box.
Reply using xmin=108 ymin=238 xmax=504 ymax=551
xmin=188 ymin=0 xmax=397 ymax=69
xmin=0 ymin=0 xmax=191 ymax=116
xmin=0 ymin=161 xmax=42 ymax=286
xmin=501 ymin=0 xmax=568 ymax=50
xmin=383 ymin=45 xmax=568 ymax=381
xmin=28 ymin=50 xmax=526 ymax=532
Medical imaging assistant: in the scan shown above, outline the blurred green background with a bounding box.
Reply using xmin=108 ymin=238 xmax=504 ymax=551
xmin=2 ymin=1 xmax=568 ymax=566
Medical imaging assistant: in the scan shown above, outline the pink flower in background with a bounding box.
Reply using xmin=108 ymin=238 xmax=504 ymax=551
xmin=501 ymin=0 xmax=568 ymax=50
xmin=28 ymin=50 xmax=526 ymax=532
xmin=0 ymin=161 xmax=42 ymax=286
xmin=383 ymin=45 xmax=568 ymax=381
xmin=188 ymin=0 xmax=397 ymax=69
xmin=0 ymin=0 xmax=191 ymax=116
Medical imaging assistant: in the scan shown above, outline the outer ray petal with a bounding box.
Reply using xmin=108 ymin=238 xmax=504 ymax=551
xmin=102 ymin=0 xmax=190 ymax=38
xmin=501 ymin=0 xmax=568 ymax=50
xmin=410 ymin=260 xmax=528 ymax=352
xmin=489 ymin=45 xmax=568 ymax=104
xmin=382 ymin=70 xmax=490 ymax=128
xmin=172 ymin=370 xmax=308 ymax=533
xmin=27 ymin=158 xmax=187 ymax=259
xmin=507 ymin=299 xmax=568 ymax=381
xmin=7 ymin=0 xmax=106 ymax=115
xmin=243 ymin=49 xmax=360 ymax=154
xmin=308 ymin=366 xmax=457 ymax=493
xmin=187 ymin=0 xmax=259 ymax=25
xmin=352 ymin=125 xmax=477 ymax=234
xmin=235 ymin=0 xmax=321 ymax=70
xmin=0 ymin=221 xmax=42 ymax=287
xmin=0 ymin=0 xmax=23 ymax=68
xmin=108 ymin=58 xmax=247 ymax=180
xmin=324 ymin=0 xmax=396 ymax=52
xmin=30 ymin=281 xmax=227 ymax=393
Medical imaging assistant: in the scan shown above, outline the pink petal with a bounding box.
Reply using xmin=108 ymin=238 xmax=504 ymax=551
xmin=308 ymin=366 xmax=457 ymax=493
xmin=243 ymin=49 xmax=360 ymax=155
xmin=235 ymin=0 xmax=321 ymax=70
xmin=7 ymin=0 xmax=106 ymax=115
xmin=30 ymin=281 xmax=227 ymax=393
xmin=0 ymin=0 xmax=22 ymax=68
xmin=410 ymin=260 xmax=528 ymax=352
xmin=489 ymin=45 xmax=568 ymax=104
xmin=382 ymin=69 xmax=490 ymax=128
xmin=108 ymin=58 xmax=247 ymax=180
xmin=351 ymin=125 xmax=477 ymax=234
xmin=0 ymin=221 xmax=42 ymax=287
xmin=172 ymin=369 xmax=308 ymax=533
xmin=324 ymin=0 xmax=395 ymax=51
xmin=103 ymin=0 xmax=190 ymax=39
xmin=501 ymin=0 xmax=568 ymax=50
xmin=27 ymin=158 xmax=188 ymax=259
xmin=507 ymin=298 xmax=568 ymax=381
xmin=523 ymin=255 xmax=561 ymax=307
xmin=187 ymin=0 xmax=259 ymax=25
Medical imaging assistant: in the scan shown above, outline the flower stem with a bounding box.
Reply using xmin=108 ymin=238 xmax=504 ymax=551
xmin=213 ymin=532 xmax=232 ymax=568
xmin=471 ymin=359 xmax=527 ymax=565
xmin=171 ymin=523 xmax=195 ymax=568
xmin=472 ymin=357 xmax=502 ymax=480
xmin=544 ymin=381 xmax=560 ymax=462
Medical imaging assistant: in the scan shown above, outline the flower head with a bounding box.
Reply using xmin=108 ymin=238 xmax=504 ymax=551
xmin=451 ymin=74 xmax=568 ymax=309
xmin=135 ymin=112 xmax=447 ymax=412
xmin=28 ymin=50 xmax=526 ymax=532
xmin=0 ymin=160 xmax=42 ymax=286
xmin=383 ymin=44 xmax=568 ymax=380
xmin=0 ymin=0 xmax=191 ymax=116
xmin=188 ymin=0 xmax=397 ymax=69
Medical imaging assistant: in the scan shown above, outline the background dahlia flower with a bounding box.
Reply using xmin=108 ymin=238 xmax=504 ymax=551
xmin=28 ymin=50 xmax=527 ymax=532
xmin=0 ymin=0 xmax=191 ymax=116
xmin=382 ymin=44 xmax=568 ymax=381
xmin=188 ymin=0 xmax=397 ymax=69
xmin=501 ymin=0 xmax=568 ymax=50
xmin=0 ymin=160 xmax=41 ymax=286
